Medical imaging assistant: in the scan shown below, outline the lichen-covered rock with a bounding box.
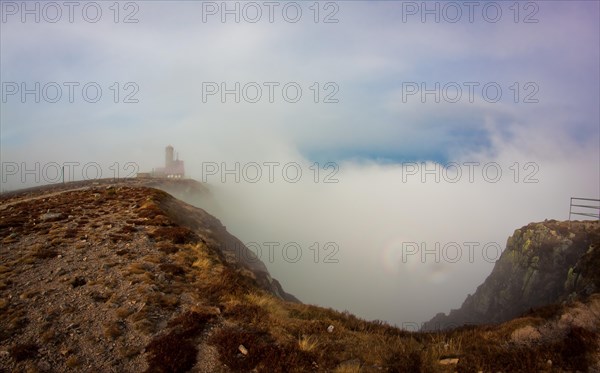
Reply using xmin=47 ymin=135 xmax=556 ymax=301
xmin=423 ymin=220 xmax=600 ymax=331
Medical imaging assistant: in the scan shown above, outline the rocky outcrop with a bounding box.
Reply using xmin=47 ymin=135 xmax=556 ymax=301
xmin=149 ymin=186 xmax=300 ymax=302
xmin=423 ymin=220 xmax=600 ymax=331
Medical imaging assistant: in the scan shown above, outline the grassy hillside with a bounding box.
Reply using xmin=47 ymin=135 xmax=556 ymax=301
xmin=1 ymin=181 xmax=598 ymax=372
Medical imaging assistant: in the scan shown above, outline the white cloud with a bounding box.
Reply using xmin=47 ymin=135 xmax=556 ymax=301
xmin=1 ymin=0 xmax=598 ymax=326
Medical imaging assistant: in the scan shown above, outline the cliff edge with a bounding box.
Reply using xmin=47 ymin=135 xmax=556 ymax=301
xmin=423 ymin=220 xmax=600 ymax=331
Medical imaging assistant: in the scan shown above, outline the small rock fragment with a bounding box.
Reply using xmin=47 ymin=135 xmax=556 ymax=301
xmin=71 ymin=277 xmax=87 ymax=288
xmin=439 ymin=358 xmax=459 ymax=365
xmin=40 ymin=212 xmax=63 ymax=221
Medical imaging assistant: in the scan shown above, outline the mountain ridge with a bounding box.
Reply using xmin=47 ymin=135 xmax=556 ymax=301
xmin=1 ymin=179 xmax=599 ymax=372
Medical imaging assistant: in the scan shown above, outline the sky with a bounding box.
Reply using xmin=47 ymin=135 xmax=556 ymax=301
xmin=1 ymin=1 xmax=599 ymax=328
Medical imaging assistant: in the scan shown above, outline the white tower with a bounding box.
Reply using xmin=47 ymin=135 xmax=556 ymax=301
xmin=165 ymin=145 xmax=174 ymax=168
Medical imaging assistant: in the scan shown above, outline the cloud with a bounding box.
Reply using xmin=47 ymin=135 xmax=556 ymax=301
xmin=1 ymin=0 xmax=598 ymax=326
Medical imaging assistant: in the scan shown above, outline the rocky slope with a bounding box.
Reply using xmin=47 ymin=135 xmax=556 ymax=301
xmin=1 ymin=181 xmax=598 ymax=372
xmin=423 ymin=220 xmax=600 ymax=331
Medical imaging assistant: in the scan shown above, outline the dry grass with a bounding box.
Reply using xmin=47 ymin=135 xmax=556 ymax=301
xmin=89 ymin=291 xmax=111 ymax=303
xmin=127 ymin=262 xmax=152 ymax=275
xmin=104 ymin=322 xmax=123 ymax=339
xmin=298 ymin=335 xmax=319 ymax=352
xmin=245 ymin=292 xmax=289 ymax=320
xmin=333 ymin=361 xmax=361 ymax=373
xmin=148 ymin=227 xmax=197 ymax=244
xmin=119 ymin=225 xmax=137 ymax=234
xmin=144 ymin=309 xmax=215 ymax=373
xmin=133 ymin=319 xmax=155 ymax=335
xmin=206 ymin=280 xmax=600 ymax=373
xmin=166 ymin=310 xmax=215 ymax=338
xmin=145 ymin=332 xmax=198 ymax=373
xmin=65 ymin=355 xmax=80 ymax=368
xmin=157 ymin=242 xmax=180 ymax=255
xmin=109 ymin=233 xmax=128 ymax=243
xmin=424 ymin=333 xmax=463 ymax=362
xmin=223 ymin=302 xmax=266 ymax=324
xmin=159 ymin=263 xmax=185 ymax=277
xmin=9 ymin=343 xmax=38 ymax=361
xmin=191 ymin=256 xmax=213 ymax=271
xmin=209 ymin=326 xmax=316 ymax=372
xmin=40 ymin=328 xmax=56 ymax=343
xmin=143 ymin=253 xmax=164 ymax=265
xmin=115 ymin=307 xmax=135 ymax=319
xmin=146 ymin=293 xmax=179 ymax=309
xmin=31 ymin=246 xmax=59 ymax=259
xmin=19 ymin=289 xmax=39 ymax=300
xmin=1 ymin=183 xmax=597 ymax=372
xmin=119 ymin=345 xmax=142 ymax=359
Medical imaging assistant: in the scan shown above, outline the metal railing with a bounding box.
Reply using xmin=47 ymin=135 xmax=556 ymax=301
xmin=569 ymin=197 xmax=600 ymax=220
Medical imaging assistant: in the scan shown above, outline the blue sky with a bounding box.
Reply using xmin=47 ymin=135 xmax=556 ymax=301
xmin=2 ymin=1 xmax=598 ymax=166
xmin=1 ymin=1 xmax=599 ymax=326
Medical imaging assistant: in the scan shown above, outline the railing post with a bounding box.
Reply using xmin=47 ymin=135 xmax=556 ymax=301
xmin=569 ymin=197 xmax=600 ymax=221
xmin=569 ymin=197 xmax=573 ymax=221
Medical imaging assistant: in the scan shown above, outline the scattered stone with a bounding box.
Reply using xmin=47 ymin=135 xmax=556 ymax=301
xmin=439 ymin=357 xmax=459 ymax=365
xmin=71 ymin=277 xmax=87 ymax=288
xmin=40 ymin=212 xmax=63 ymax=221
xmin=511 ymin=325 xmax=541 ymax=345
xmin=327 ymin=325 xmax=334 ymax=333
xmin=338 ymin=358 xmax=361 ymax=369
xmin=38 ymin=360 xmax=51 ymax=371
xmin=238 ymin=344 xmax=248 ymax=356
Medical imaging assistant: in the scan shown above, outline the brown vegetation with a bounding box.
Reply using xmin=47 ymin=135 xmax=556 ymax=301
xmin=0 ymin=180 xmax=598 ymax=372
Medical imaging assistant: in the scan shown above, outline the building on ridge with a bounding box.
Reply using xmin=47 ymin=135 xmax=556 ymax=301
xmin=144 ymin=145 xmax=185 ymax=179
